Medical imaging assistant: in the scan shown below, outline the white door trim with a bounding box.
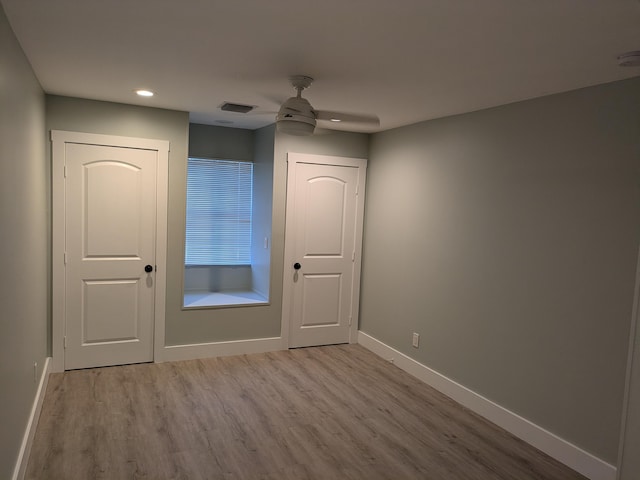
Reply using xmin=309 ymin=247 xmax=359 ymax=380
xmin=281 ymin=152 xmax=367 ymax=348
xmin=616 ymin=245 xmax=640 ymax=479
xmin=51 ymin=130 xmax=169 ymax=372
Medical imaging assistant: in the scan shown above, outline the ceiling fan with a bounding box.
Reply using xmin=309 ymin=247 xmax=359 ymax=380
xmin=276 ymin=75 xmax=380 ymax=136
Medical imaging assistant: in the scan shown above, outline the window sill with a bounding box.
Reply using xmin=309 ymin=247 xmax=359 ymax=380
xmin=183 ymin=290 xmax=269 ymax=309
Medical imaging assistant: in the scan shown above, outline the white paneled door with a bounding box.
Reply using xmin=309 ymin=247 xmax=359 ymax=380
xmin=54 ymin=133 xmax=168 ymax=370
xmin=283 ymin=153 xmax=367 ymax=348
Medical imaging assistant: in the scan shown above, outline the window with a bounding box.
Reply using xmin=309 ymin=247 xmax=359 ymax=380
xmin=185 ymin=158 xmax=253 ymax=266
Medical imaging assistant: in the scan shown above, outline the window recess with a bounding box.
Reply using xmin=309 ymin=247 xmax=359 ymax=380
xmin=183 ymin=157 xmax=269 ymax=308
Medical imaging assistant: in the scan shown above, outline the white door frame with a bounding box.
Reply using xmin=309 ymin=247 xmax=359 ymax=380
xmin=281 ymin=152 xmax=367 ymax=348
xmin=51 ymin=130 xmax=169 ymax=372
xmin=617 ymin=246 xmax=640 ymax=479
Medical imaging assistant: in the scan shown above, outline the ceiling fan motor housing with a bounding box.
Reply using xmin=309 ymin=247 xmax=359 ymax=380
xmin=276 ymin=96 xmax=317 ymax=135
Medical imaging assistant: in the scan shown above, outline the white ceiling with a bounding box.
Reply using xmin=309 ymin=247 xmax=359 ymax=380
xmin=2 ymin=0 xmax=639 ymax=133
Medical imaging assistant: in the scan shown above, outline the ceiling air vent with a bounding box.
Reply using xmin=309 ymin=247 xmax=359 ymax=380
xmin=220 ymin=102 xmax=255 ymax=113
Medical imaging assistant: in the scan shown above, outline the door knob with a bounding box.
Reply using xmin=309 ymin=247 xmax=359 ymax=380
xmin=293 ymin=262 xmax=301 ymax=270
xmin=144 ymin=264 xmax=153 ymax=273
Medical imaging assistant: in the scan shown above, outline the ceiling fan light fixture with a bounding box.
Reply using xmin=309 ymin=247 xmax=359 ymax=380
xmin=277 ymin=118 xmax=316 ymax=136
xmin=276 ymin=93 xmax=317 ymax=135
xmin=275 ymin=74 xmax=379 ymax=135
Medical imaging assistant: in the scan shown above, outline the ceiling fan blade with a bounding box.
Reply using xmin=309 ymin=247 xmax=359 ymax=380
xmin=315 ymin=110 xmax=380 ymax=127
xmin=259 ymin=93 xmax=288 ymax=106
xmin=249 ymin=110 xmax=278 ymax=116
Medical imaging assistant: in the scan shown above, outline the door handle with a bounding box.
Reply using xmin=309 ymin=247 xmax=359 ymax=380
xmin=144 ymin=264 xmax=153 ymax=273
xmin=293 ymin=262 xmax=301 ymax=270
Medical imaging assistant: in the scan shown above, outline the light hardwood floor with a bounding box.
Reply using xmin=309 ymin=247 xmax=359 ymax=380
xmin=26 ymin=344 xmax=587 ymax=479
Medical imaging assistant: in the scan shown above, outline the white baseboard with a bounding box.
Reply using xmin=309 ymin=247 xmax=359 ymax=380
xmin=357 ymin=331 xmax=616 ymax=480
xmin=158 ymin=337 xmax=285 ymax=363
xmin=12 ymin=357 xmax=51 ymax=480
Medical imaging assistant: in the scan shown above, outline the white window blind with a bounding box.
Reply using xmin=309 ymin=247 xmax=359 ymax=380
xmin=185 ymin=158 xmax=253 ymax=265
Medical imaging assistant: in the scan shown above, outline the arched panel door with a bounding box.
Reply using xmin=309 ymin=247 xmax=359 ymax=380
xmin=52 ymin=131 xmax=168 ymax=371
xmin=283 ymin=153 xmax=367 ymax=348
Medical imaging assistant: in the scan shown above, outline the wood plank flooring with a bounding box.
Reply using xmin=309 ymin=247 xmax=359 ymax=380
xmin=26 ymin=344 xmax=587 ymax=479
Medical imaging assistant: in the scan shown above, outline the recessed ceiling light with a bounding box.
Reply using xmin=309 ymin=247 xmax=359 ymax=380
xmin=135 ymin=89 xmax=154 ymax=97
xmin=330 ymin=118 xmax=341 ymax=122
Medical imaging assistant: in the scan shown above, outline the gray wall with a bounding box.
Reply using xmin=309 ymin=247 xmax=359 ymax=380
xmin=619 ymin=291 xmax=640 ymax=480
xmin=252 ymin=124 xmax=276 ymax=298
xmin=189 ymin=122 xmax=254 ymax=161
xmin=360 ymin=77 xmax=640 ymax=463
xmin=0 ymin=5 xmax=47 ymax=478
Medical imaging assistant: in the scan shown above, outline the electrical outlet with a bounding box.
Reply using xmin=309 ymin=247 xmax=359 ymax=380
xmin=412 ymin=332 xmax=420 ymax=348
